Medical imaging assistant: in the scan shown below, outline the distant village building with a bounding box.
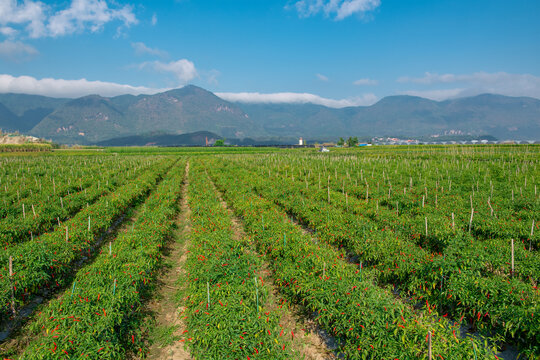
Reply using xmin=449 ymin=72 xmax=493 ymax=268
xmin=299 ymin=137 xmax=304 ymax=146
xmin=319 ymin=146 xmax=330 ymax=153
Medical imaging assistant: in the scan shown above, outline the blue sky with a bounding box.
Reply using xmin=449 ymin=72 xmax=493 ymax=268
xmin=0 ymin=0 xmax=539 ymax=107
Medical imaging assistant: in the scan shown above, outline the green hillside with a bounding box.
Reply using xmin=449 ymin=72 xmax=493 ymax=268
xmin=1 ymin=85 xmax=539 ymax=144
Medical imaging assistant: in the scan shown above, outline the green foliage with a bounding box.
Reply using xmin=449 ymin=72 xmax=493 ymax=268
xmin=19 ymin=161 xmax=186 ymax=359
xmin=207 ymin=158 xmax=499 ymax=359
xmin=0 ymin=143 xmax=52 ymax=152
xmin=346 ymin=136 xmax=359 ymax=147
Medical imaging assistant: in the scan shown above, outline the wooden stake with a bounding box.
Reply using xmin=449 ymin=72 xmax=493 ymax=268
xmin=22 ymin=203 xmax=25 ymax=219
xmin=32 ymin=204 xmax=36 ymax=217
xmin=255 ymin=277 xmax=259 ymax=313
xmin=511 ymin=238 xmax=515 ymax=277
xmin=468 ymin=208 xmax=474 ymax=234
xmin=9 ymin=256 xmax=16 ymax=315
xmin=428 ymin=332 xmax=432 ymax=360
xmin=530 ymin=220 xmax=535 ymax=251
xmin=66 ymin=226 xmax=69 ymax=242
xmin=88 ymin=216 xmax=91 ymax=232
xmin=452 ymin=212 xmax=455 ymax=230
xmin=207 ymin=281 xmax=210 ymax=308
xmin=425 ymin=217 xmax=428 ymax=237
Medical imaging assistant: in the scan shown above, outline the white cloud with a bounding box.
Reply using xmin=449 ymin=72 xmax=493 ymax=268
xmin=0 ymin=74 xmax=167 ymax=98
xmin=398 ymin=72 xmax=540 ymax=100
xmin=131 ymin=42 xmax=168 ymax=58
xmin=0 ymin=0 xmax=47 ymax=38
xmin=151 ymin=13 xmax=157 ymax=26
xmin=215 ymin=91 xmax=377 ymax=108
xmin=139 ymin=59 xmax=198 ymax=84
xmin=0 ymin=26 xmax=18 ymax=37
xmin=0 ymin=40 xmax=38 ymax=61
xmin=205 ymin=69 xmax=220 ymax=85
xmin=316 ymin=73 xmax=329 ymax=81
xmin=0 ymin=0 xmax=137 ymax=38
xmin=353 ymin=78 xmax=378 ymax=85
xmin=400 ymin=88 xmax=465 ymax=101
xmin=292 ymin=0 xmax=380 ymax=20
xmin=47 ymin=0 xmax=137 ymax=37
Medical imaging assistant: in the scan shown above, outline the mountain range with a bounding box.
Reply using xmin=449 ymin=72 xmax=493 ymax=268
xmin=0 ymin=85 xmax=539 ymax=144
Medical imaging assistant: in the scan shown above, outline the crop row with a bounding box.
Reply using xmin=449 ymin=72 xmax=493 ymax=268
xmin=255 ymin=153 xmax=538 ymax=249
xmin=225 ymin=157 xmax=539 ymax=357
xmin=251 ymin=156 xmax=540 ymax=285
xmin=0 ymin=159 xmax=155 ymax=246
xmin=207 ymin=159 xmax=495 ymax=359
xmin=17 ymin=159 xmax=186 ymax=359
xmin=0 ymin=158 xmax=174 ymax=318
xmin=183 ymin=162 xmax=291 ymax=359
xmin=0 ymin=156 xmax=152 ymax=219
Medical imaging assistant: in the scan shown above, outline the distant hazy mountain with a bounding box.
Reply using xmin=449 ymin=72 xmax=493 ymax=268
xmin=28 ymin=86 xmax=261 ymax=144
xmin=0 ymin=85 xmax=539 ymax=144
xmin=239 ymin=94 xmax=540 ymax=140
xmin=0 ymin=93 xmax=68 ymax=132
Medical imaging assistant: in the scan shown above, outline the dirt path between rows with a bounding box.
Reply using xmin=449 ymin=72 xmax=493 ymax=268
xmin=207 ymin=171 xmax=335 ymax=360
xmin=145 ymin=162 xmax=191 ymax=360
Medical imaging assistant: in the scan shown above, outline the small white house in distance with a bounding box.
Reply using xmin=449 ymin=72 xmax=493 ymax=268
xmin=299 ymin=137 xmax=304 ymax=145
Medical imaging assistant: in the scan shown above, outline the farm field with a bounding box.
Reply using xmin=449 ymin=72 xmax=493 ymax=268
xmin=0 ymin=145 xmax=538 ymax=359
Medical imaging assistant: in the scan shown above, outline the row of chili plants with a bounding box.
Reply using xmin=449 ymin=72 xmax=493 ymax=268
xmin=251 ymin=156 xmax=540 ymax=285
xmin=0 ymin=156 xmax=151 ymax=219
xmin=224 ymin=157 xmax=539 ymax=358
xmin=255 ymin=151 xmax=538 ymax=250
xmin=183 ymin=161 xmax=292 ymax=359
xmin=0 ymin=157 xmax=174 ymax=320
xmin=0 ymin=156 xmax=151 ymax=217
xmin=206 ymin=159 xmax=496 ymax=359
xmin=0 ymin=158 xmax=155 ymax=246
xmin=16 ymin=159 xmax=186 ymax=359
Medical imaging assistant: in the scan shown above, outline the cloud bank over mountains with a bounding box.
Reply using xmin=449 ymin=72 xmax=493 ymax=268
xmin=398 ymin=72 xmax=540 ymax=101
xmin=1 ymin=71 xmax=540 ymax=108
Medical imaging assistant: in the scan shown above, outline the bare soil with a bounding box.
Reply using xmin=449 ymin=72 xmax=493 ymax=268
xmin=145 ymin=162 xmax=191 ymax=360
